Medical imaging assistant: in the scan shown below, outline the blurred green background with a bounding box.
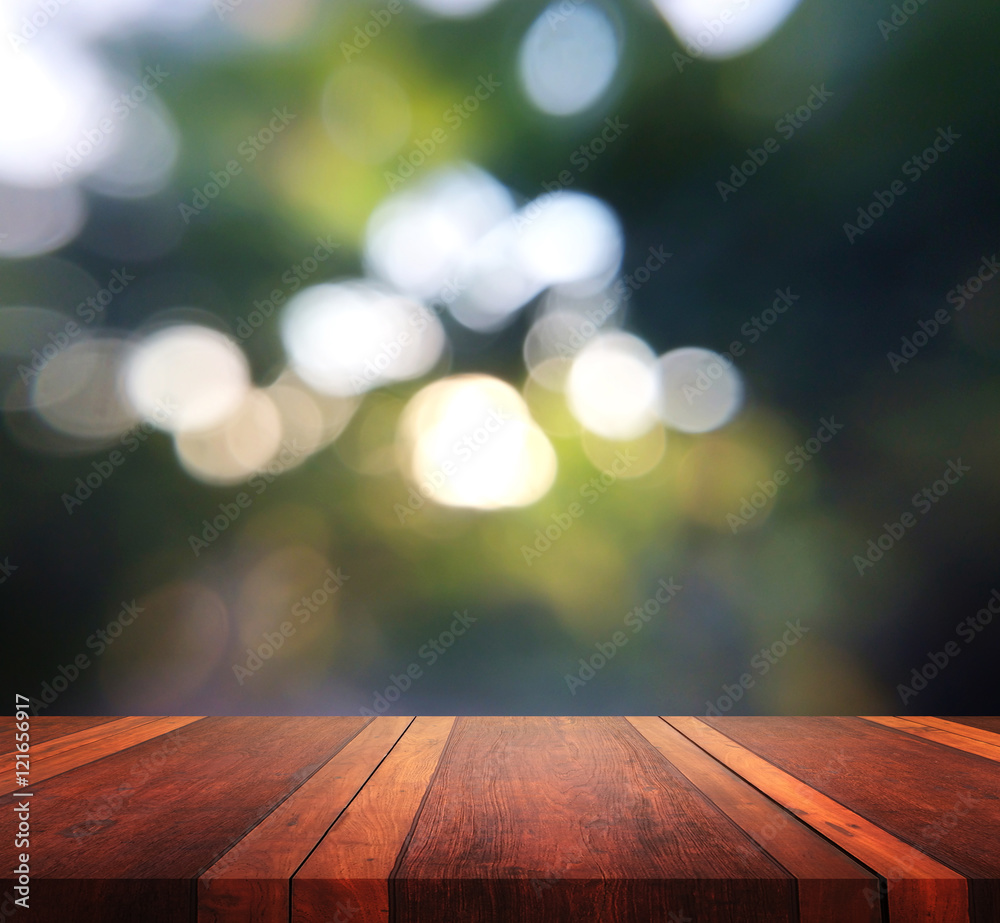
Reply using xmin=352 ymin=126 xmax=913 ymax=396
xmin=2 ymin=0 xmax=999 ymax=716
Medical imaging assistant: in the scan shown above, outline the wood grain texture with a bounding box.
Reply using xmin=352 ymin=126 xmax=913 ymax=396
xmin=395 ymin=716 xmax=796 ymax=923
xmin=198 ymin=715 xmax=413 ymax=923
xmin=628 ymin=716 xmax=879 ymax=923
xmin=292 ymin=715 xmax=455 ymax=923
xmin=860 ymin=716 xmax=1000 ymax=763
xmin=8 ymin=716 xmax=122 ymax=748
xmin=698 ymin=715 xmax=1000 ymax=923
xmin=668 ymin=716 xmax=971 ymax=923
xmin=7 ymin=715 xmax=1000 ymax=923
xmin=1 ymin=716 xmax=205 ymax=794
xmin=919 ymin=716 xmax=1000 ymax=745
xmin=940 ymin=716 xmax=1000 ymax=735
xmin=16 ymin=716 xmax=162 ymax=760
xmin=2 ymin=716 xmax=126 ymax=765
xmin=10 ymin=717 xmax=369 ymax=923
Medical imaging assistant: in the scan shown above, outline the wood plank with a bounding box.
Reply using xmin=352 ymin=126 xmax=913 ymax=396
xmin=6 ymin=717 xmax=370 ymax=923
xmin=667 ymin=716 xmax=971 ymax=923
xmin=394 ymin=716 xmax=796 ymax=923
xmin=860 ymin=716 xmax=1000 ymax=763
xmin=696 ymin=715 xmax=1000 ymax=923
xmin=292 ymin=716 xmax=456 ymax=923
xmin=1 ymin=716 xmax=128 ymax=762
xmin=1 ymin=716 xmax=204 ymax=794
xmin=198 ymin=715 xmax=413 ymax=923
xmin=6 ymin=716 xmax=998 ymax=922
xmin=919 ymin=716 xmax=1000 ymax=745
xmin=10 ymin=716 xmax=123 ymax=748
xmin=18 ymin=716 xmax=163 ymax=760
xmin=0 ymin=717 xmax=164 ymax=794
xmin=628 ymin=716 xmax=880 ymax=923
xmin=937 ymin=716 xmax=1000 ymax=736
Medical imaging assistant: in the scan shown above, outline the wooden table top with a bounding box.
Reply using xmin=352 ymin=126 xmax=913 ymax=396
xmin=3 ymin=715 xmax=998 ymax=922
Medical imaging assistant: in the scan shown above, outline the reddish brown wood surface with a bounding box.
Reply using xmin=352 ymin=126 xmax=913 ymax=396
xmin=941 ymin=716 xmax=1000 ymax=735
xmin=667 ymin=716 xmax=970 ymax=923
xmin=293 ymin=716 xmax=456 ymax=923
xmin=700 ymin=716 xmax=1000 ymax=923
xmin=2 ymin=716 xmax=125 ymax=765
xmin=4 ymin=716 xmax=998 ymax=923
xmin=394 ymin=717 xmax=795 ymax=923
xmin=11 ymin=716 xmax=122 ymax=747
xmin=199 ymin=715 xmax=413 ymax=923
xmin=1 ymin=715 xmax=205 ymax=794
xmin=5 ymin=717 xmax=369 ymax=922
xmin=861 ymin=715 xmax=1000 ymax=763
xmin=22 ymin=716 xmax=161 ymax=759
xmin=628 ymin=717 xmax=879 ymax=923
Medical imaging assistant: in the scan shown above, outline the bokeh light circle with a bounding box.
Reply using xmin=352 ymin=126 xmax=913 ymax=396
xmin=515 ymin=192 xmax=623 ymax=288
xmin=281 ymin=281 xmax=446 ymax=397
xmin=122 ymin=324 xmax=251 ymax=434
xmin=657 ymin=346 xmax=743 ymax=433
xmin=652 ymin=0 xmax=803 ymax=59
xmin=398 ymin=374 xmax=557 ymax=509
xmin=519 ymin=4 xmax=619 ymax=116
xmin=32 ymin=336 xmax=138 ymax=439
xmin=566 ymin=331 xmax=659 ymax=440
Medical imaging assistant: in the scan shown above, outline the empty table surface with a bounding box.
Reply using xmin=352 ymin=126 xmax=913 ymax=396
xmin=3 ymin=715 xmax=998 ymax=923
